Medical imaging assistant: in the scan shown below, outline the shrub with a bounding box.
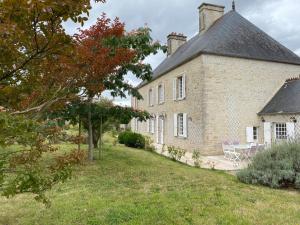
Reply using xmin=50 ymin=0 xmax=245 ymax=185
xmin=192 ymin=150 xmax=202 ymax=168
xmin=237 ymin=142 xmax=300 ymax=189
xmin=167 ymin=146 xmax=186 ymax=161
xmin=118 ymin=131 xmax=145 ymax=149
xmin=144 ymin=136 xmax=155 ymax=151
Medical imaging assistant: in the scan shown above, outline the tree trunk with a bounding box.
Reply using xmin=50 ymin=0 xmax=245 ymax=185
xmin=92 ymin=128 xmax=99 ymax=149
xmin=78 ymin=117 xmax=81 ymax=151
xmin=88 ymin=97 xmax=93 ymax=161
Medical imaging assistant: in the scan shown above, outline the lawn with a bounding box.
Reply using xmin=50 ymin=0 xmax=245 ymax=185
xmin=1 ymin=138 xmax=300 ymax=225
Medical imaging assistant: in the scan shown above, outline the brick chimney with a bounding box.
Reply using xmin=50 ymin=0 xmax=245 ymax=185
xmin=167 ymin=32 xmax=187 ymax=56
xmin=198 ymin=3 xmax=224 ymax=34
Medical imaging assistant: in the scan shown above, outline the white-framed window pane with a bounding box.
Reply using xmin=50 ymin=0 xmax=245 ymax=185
xmin=177 ymin=76 xmax=183 ymax=99
xmin=276 ymin=123 xmax=287 ymax=140
xmin=158 ymin=85 xmax=163 ymax=103
xmin=177 ymin=113 xmax=184 ymax=136
xmin=253 ymin=127 xmax=258 ymax=140
xmin=149 ymin=89 xmax=153 ymax=106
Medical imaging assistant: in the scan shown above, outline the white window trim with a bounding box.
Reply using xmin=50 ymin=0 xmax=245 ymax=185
xmin=148 ymin=88 xmax=154 ymax=107
xmin=174 ymin=113 xmax=188 ymax=138
xmin=158 ymin=84 xmax=165 ymax=104
xmin=173 ymin=74 xmax=186 ymax=101
xmin=246 ymin=126 xmax=259 ymax=143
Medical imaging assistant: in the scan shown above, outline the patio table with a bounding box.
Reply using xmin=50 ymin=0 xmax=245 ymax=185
xmin=233 ymin=144 xmax=251 ymax=160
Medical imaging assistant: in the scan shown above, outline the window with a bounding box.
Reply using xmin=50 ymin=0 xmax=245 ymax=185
xmin=174 ymin=113 xmax=187 ymax=138
xmin=246 ymin=126 xmax=259 ymax=143
xmin=253 ymin=127 xmax=258 ymax=140
xmin=148 ymin=116 xmax=155 ymax=134
xmin=148 ymin=89 xmax=153 ymax=106
xmin=276 ymin=123 xmax=287 ymax=140
xmin=173 ymin=75 xmax=186 ymax=101
xmin=135 ymin=118 xmax=139 ymax=132
xmin=158 ymin=84 xmax=164 ymax=104
xmin=178 ymin=76 xmax=184 ymax=99
xmin=178 ymin=113 xmax=184 ymax=136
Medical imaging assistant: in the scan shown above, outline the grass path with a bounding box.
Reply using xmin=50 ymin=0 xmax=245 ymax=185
xmin=1 ymin=141 xmax=300 ymax=225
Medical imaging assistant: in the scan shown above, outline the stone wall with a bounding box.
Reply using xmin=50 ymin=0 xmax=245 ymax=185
xmin=133 ymin=54 xmax=300 ymax=155
xmin=203 ymin=55 xmax=300 ymax=154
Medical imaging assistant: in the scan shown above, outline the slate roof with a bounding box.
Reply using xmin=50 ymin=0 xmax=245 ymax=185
xmin=139 ymin=10 xmax=300 ymax=88
xmin=259 ymin=79 xmax=300 ymax=115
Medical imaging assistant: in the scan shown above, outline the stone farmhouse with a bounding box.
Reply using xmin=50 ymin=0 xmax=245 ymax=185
xmin=131 ymin=2 xmax=300 ymax=155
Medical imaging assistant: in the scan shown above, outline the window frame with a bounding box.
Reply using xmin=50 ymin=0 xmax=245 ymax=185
xmin=158 ymin=84 xmax=164 ymax=104
xmin=148 ymin=88 xmax=153 ymax=107
xmin=253 ymin=127 xmax=258 ymax=141
xmin=275 ymin=123 xmax=287 ymax=140
xmin=177 ymin=113 xmax=184 ymax=137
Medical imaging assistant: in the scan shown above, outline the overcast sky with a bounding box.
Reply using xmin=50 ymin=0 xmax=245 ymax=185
xmin=64 ymin=0 xmax=300 ymax=106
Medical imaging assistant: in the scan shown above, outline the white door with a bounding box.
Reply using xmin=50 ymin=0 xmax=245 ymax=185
xmin=158 ymin=116 xmax=164 ymax=144
xmin=264 ymin=122 xmax=272 ymax=147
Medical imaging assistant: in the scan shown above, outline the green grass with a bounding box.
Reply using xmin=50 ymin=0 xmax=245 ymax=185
xmin=1 ymin=138 xmax=300 ymax=225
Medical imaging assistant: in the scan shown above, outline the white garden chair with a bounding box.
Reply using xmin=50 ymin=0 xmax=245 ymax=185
xmin=222 ymin=142 xmax=241 ymax=166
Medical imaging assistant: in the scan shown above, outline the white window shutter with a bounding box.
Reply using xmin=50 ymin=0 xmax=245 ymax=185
xmin=156 ymin=116 xmax=159 ymax=143
xmin=287 ymin=122 xmax=295 ymax=140
xmin=174 ymin=113 xmax=178 ymax=136
xmin=151 ymin=118 xmax=155 ymax=134
xmin=148 ymin=90 xmax=150 ymax=106
xmin=156 ymin=85 xmax=159 ymax=104
xmin=173 ymin=79 xmax=177 ymax=101
xmin=147 ymin=119 xmax=150 ymax=133
xmin=264 ymin=122 xmax=272 ymax=147
xmin=183 ymin=113 xmax=188 ymax=138
xmin=246 ymin=127 xmax=254 ymax=143
xmin=161 ymin=118 xmax=164 ymax=144
xmin=162 ymin=83 xmax=165 ymax=103
xmin=182 ymin=74 xmax=186 ymax=99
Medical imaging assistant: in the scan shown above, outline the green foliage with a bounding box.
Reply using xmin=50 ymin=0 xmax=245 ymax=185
xmin=118 ymin=131 xmax=145 ymax=149
xmin=0 ymin=112 xmax=86 ymax=205
xmin=167 ymin=146 xmax=186 ymax=161
xmin=192 ymin=150 xmax=202 ymax=168
xmin=48 ymin=98 xmax=150 ymax=148
xmin=144 ymin=136 xmax=155 ymax=152
xmin=237 ymin=142 xmax=300 ymax=189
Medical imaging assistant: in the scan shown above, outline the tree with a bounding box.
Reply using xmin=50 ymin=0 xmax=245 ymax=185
xmin=0 ymin=112 xmax=86 ymax=206
xmin=74 ymin=14 xmax=166 ymax=160
xmin=0 ymin=0 xmax=106 ymax=114
xmin=48 ymin=98 xmax=150 ymax=149
xmin=0 ymin=0 xmax=107 ymax=204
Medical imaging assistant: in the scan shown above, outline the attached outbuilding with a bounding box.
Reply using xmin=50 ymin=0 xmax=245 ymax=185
xmin=259 ymin=78 xmax=300 ymax=146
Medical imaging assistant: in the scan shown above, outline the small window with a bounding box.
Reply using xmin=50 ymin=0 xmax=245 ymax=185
xmin=276 ymin=123 xmax=287 ymax=140
xmin=173 ymin=75 xmax=186 ymax=101
xmin=177 ymin=113 xmax=184 ymax=137
xmin=148 ymin=116 xmax=155 ymax=134
xmin=148 ymin=89 xmax=153 ymax=106
xmin=253 ymin=127 xmax=258 ymax=140
xmin=177 ymin=76 xmax=184 ymax=99
xmin=135 ymin=119 xmax=139 ymax=132
xmin=158 ymin=84 xmax=164 ymax=104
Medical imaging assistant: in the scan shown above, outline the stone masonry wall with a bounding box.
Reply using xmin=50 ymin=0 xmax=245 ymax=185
xmin=133 ymin=54 xmax=300 ymax=155
xmin=202 ymin=55 xmax=300 ymax=155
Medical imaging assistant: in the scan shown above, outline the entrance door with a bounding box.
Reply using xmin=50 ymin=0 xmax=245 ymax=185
xmin=158 ymin=116 xmax=164 ymax=144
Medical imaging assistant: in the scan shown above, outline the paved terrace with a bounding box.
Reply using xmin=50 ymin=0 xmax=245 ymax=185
xmin=154 ymin=144 xmax=249 ymax=171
